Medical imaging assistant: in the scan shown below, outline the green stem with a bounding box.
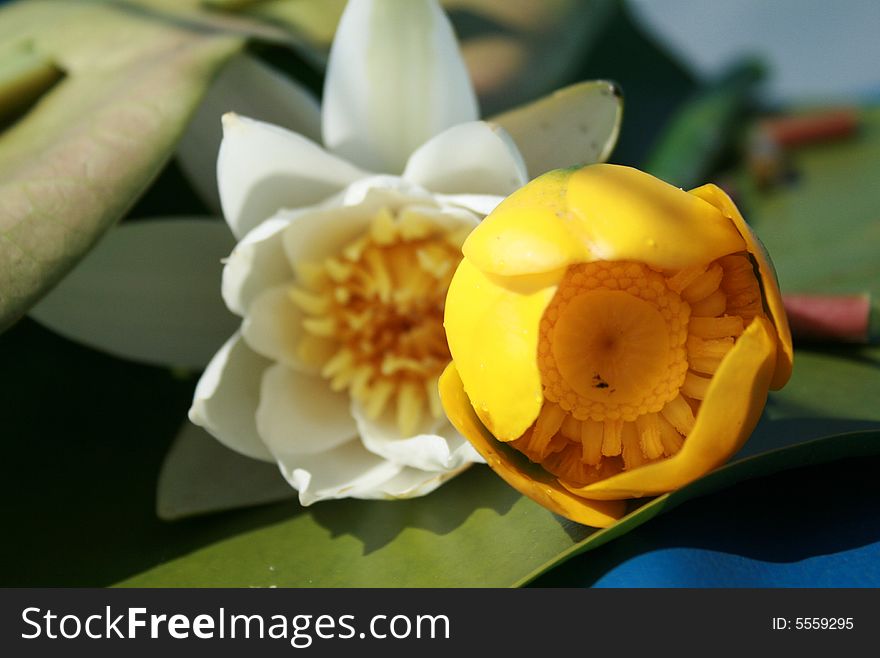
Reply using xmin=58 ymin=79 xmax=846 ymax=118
xmin=644 ymin=59 xmax=764 ymax=189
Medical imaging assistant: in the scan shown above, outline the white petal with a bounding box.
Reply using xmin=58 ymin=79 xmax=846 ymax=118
xmin=352 ymin=402 xmax=483 ymax=472
xmin=282 ymin=440 xmax=403 ymax=506
xmin=435 ymin=193 xmax=504 ymax=217
xmin=365 ymin=465 xmax=471 ymax=500
xmin=402 ymin=121 xmax=528 ymax=195
xmin=279 ymin=177 xmax=423 ymax=266
xmin=30 ymin=218 xmax=238 ymax=369
xmin=322 ymin=0 xmax=479 ymax=173
xmin=492 ymin=80 xmax=623 ymax=178
xmin=177 ymin=54 xmax=322 ymax=213
xmin=272 ymin=175 xmax=480 ymax=291
xmin=189 ymin=331 xmax=274 ymax=462
xmin=242 ymin=284 xmax=319 ymax=374
xmin=281 ymin=201 xmax=373 ymax=270
xmin=256 ymin=364 xmax=357 ymax=457
xmin=339 ymin=174 xmax=435 ymax=208
xmin=218 ymin=113 xmax=367 ymax=239
xmin=395 ymin=200 xmax=481 ymax=234
xmin=280 ymin=176 xmax=477 ymax=268
xmin=221 ymin=215 xmax=294 ymax=317
xmin=157 ymin=421 xmax=294 ymax=521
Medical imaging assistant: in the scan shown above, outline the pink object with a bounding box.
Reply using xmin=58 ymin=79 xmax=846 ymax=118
xmin=783 ymin=293 xmax=871 ymax=343
xmin=761 ymin=109 xmax=860 ymax=148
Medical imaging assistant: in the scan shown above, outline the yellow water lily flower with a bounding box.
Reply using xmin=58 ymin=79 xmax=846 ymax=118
xmin=440 ymin=163 xmax=793 ymax=527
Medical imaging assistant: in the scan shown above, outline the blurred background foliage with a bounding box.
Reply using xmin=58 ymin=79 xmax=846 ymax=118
xmin=0 ymin=0 xmax=878 ymax=586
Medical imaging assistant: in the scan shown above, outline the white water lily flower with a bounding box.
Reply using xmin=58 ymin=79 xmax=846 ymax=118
xmin=190 ymin=0 xmax=536 ymax=503
xmin=186 ymin=0 xmax=621 ymax=505
xmin=195 ymin=170 xmax=506 ymax=503
xmin=31 ymin=0 xmax=621 ymax=511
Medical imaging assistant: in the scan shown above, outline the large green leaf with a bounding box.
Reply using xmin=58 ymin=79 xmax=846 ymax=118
xmin=158 ymin=421 xmax=295 ymax=521
xmin=125 ymin=465 xmax=586 ymax=587
xmin=118 ymin=428 xmax=880 ymax=588
xmin=0 ymin=0 xmax=303 ymax=331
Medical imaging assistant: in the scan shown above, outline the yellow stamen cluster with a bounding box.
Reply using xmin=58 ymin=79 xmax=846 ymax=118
xmin=538 ymin=261 xmax=690 ymax=422
xmin=291 ymin=206 xmax=468 ymax=436
xmin=513 ymin=254 xmax=761 ymax=486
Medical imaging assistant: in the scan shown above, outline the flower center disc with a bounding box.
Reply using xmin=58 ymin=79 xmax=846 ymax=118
xmin=553 ymin=290 xmax=670 ymax=404
xmin=538 ymin=261 xmax=690 ymax=423
xmin=516 ymin=254 xmax=765 ymax=487
xmin=294 ymin=205 xmax=468 ymax=436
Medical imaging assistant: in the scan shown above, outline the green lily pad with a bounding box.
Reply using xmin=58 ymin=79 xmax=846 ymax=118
xmin=0 ymin=0 xmax=307 ymax=331
xmin=157 ymin=421 xmax=295 ymax=521
xmin=118 ymin=426 xmax=880 ymax=588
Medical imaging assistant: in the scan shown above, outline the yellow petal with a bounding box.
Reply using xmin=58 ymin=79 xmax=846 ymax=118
xmin=689 ymin=183 xmax=792 ymax=389
xmin=566 ymin=165 xmax=747 ymax=269
xmin=439 ymin=363 xmax=626 ymax=527
xmin=462 ymin=167 xmax=587 ymax=276
xmin=463 ymin=164 xmax=747 ymax=277
xmin=564 ymin=315 xmax=776 ymax=500
xmin=444 ymin=258 xmax=558 ymax=440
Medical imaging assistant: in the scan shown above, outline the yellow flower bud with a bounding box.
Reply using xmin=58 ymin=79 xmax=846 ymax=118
xmin=439 ymin=164 xmax=793 ymax=527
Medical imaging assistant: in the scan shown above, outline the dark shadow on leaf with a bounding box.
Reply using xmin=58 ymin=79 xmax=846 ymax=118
xmin=309 ymin=466 xmax=520 ymax=555
xmin=557 ymin=515 xmax=604 ymax=544
xmin=531 ymin=454 xmax=880 ymax=587
xmin=792 ymin=343 xmax=880 ymax=368
xmin=0 ymin=319 xmax=305 ymax=586
xmin=741 ymin=408 xmax=880 ymax=457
